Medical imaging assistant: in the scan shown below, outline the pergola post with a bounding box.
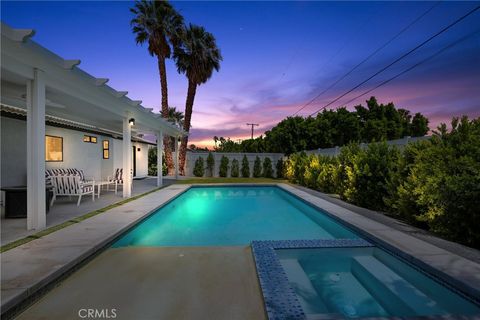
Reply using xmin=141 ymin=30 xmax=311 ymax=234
xmin=174 ymin=136 xmax=179 ymax=179
xmin=156 ymin=131 xmax=163 ymax=187
xmin=122 ymin=116 xmax=132 ymax=198
xmin=26 ymin=69 xmax=46 ymax=230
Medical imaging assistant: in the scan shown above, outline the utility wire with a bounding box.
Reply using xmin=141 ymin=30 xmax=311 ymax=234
xmin=292 ymin=1 xmax=441 ymax=116
xmin=340 ymin=29 xmax=480 ymax=108
xmin=307 ymin=4 xmax=480 ymax=117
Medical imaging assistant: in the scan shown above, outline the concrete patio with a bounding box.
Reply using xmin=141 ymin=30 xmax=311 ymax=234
xmin=1 ymin=177 xmax=176 ymax=246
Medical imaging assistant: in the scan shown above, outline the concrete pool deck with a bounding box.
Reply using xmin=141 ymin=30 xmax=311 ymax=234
xmin=1 ymin=183 xmax=480 ymax=319
xmin=15 ymin=246 xmax=266 ymax=320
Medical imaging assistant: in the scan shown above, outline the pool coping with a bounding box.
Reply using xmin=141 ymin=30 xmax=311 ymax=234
xmin=1 ymin=182 xmax=480 ymax=319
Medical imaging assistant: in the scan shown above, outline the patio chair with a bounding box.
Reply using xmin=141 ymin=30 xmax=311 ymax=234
xmin=107 ymin=168 xmax=123 ymax=194
xmin=46 ymin=168 xmax=94 ymax=206
xmin=50 ymin=174 xmax=95 ymax=206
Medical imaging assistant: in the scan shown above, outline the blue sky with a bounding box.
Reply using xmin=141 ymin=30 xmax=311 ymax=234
xmin=2 ymin=1 xmax=480 ymax=146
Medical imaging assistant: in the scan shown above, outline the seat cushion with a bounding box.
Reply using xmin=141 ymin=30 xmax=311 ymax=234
xmin=82 ymin=185 xmax=93 ymax=193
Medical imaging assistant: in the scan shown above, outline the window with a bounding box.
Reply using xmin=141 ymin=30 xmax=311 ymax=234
xmin=103 ymin=140 xmax=109 ymax=159
xmin=83 ymin=135 xmax=97 ymax=143
xmin=45 ymin=135 xmax=63 ymax=162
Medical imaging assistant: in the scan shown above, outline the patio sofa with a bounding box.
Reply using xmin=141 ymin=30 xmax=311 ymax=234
xmin=46 ymin=169 xmax=95 ymax=206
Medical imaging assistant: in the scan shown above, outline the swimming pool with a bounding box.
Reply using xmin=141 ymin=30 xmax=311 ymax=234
xmin=113 ymin=186 xmax=357 ymax=247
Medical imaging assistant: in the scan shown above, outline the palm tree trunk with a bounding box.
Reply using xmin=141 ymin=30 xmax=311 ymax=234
xmin=158 ymin=56 xmax=174 ymax=174
xmin=179 ymin=79 xmax=197 ymax=175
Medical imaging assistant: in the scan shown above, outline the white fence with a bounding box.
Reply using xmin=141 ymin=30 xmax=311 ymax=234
xmin=185 ymin=152 xmax=284 ymax=177
xmin=304 ymin=136 xmax=431 ymax=156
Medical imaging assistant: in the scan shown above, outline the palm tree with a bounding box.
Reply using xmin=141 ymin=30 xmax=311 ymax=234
xmin=174 ymin=24 xmax=222 ymax=174
xmin=130 ymin=0 xmax=184 ymax=174
xmin=166 ymin=106 xmax=184 ymax=155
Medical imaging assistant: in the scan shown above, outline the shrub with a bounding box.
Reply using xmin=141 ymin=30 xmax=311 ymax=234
xmin=193 ymin=157 xmax=205 ymax=177
xmin=206 ymin=152 xmax=215 ymax=177
xmin=304 ymin=155 xmax=321 ymax=189
xmin=148 ymin=148 xmax=167 ymax=176
xmin=231 ymin=159 xmax=240 ymax=177
xmin=396 ymin=117 xmax=480 ymax=247
xmin=241 ymin=155 xmax=250 ymax=177
xmin=262 ymin=157 xmax=273 ymax=178
xmin=253 ymin=156 xmax=262 ymax=177
xmin=219 ymin=156 xmax=229 ymax=177
xmin=276 ymin=159 xmax=284 ymax=179
xmin=316 ymin=156 xmax=339 ymax=194
xmin=342 ymin=142 xmax=400 ymax=211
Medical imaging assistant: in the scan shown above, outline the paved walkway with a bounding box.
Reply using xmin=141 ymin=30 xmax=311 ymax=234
xmin=16 ymin=246 xmax=265 ymax=320
xmin=1 ymin=177 xmax=176 ymax=246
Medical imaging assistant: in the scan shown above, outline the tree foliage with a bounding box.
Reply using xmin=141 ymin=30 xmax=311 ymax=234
xmin=206 ymin=152 xmax=215 ymax=177
xmin=193 ymin=157 xmax=205 ymax=177
xmin=276 ymin=159 xmax=284 ymax=179
xmin=253 ymin=156 xmax=262 ymax=178
xmin=262 ymin=157 xmax=273 ymax=178
xmin=241 ymin=155 xmax=250 ymax=178
xmin=283 ymin=116 xmax=480 ymax=248
xmin=230 ymin=159 xmax=240 ymax=177
xmin=219 ymin=155 xmax=229 ymax=177
xmin=213 ymin=97 xmax=429 ymax=154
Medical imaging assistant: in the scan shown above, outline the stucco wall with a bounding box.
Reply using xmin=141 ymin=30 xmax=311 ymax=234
xmin=185 ymin=152 xmax=285 ymax=177
xmin=0 ymin=116 xmax=149 ymax=188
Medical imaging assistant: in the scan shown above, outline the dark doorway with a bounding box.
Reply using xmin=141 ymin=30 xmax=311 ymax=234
xmin=132 ymin=146 xmax=136 ymax=177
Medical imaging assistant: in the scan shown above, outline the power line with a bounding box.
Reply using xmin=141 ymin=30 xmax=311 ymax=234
xmin=292 ymin=1 xmax=441 ymax=116
xmin=307 ymin=4 xmax=480 ymax=117
xmin=339 ymin=29 xmax=480 ymax=108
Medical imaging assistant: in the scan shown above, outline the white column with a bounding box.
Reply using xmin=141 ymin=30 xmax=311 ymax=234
xmin=122 ymin=116 xmax=132 ymax=197
xmin=174 ymin=136 xmax=179 ymax=179
xmin=27 ymin=69 xmax=46 ymax=230
xmin=156 ymin=131 xmax=163 ymax=187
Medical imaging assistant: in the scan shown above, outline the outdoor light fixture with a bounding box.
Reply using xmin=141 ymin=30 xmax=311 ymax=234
xmin=128 ymin=118 xmax=135 ymax=126
xmin=137 ymin=148 xmax=141 ymax=152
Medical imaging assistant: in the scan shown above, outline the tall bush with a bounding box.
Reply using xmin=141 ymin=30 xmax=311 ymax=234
xmin=262 ymin=157 xmax=273 ymax=178
xmin=231 ymin=159 xmax=240 ymax=177
xmin=206 ymin=152 xmax=215 ymax=177
xmin=253 ymin=156 xmax=262 ymax=178
xmin=241 ymin=155 xmax=250 ymax=177
xmin=304 ymin=155 xmax=321 ymax=189
xmin=193 ymin=157 xmax=205 ymax=177
xmin=276 ymin=159 xmax=284 ymax=179
xmin=219 ymin=156 xmax=229 ymax=177
xmin=395 ymin=117 xmax=480 ymax=247
xmin=342 ymin=142 xmax=399 ymax=211
xmin=316 ymin=155 xmax=339 ymax=194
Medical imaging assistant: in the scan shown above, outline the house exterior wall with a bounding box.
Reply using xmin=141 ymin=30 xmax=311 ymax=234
xmin=185 ymin=152 xmax=285 ymax=177
xmin=0 ymin=116 xmax=150 ymax=187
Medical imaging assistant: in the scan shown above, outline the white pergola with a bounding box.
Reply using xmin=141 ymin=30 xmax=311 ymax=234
xmin=1 ymin=23 xmax=185 ymax=230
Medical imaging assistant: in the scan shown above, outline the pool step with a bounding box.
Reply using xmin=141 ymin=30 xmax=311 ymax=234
xmin=351 ymin=256 xmax=444 ymax=316
xmin=281 ymin=259 xmax=327 ymax=314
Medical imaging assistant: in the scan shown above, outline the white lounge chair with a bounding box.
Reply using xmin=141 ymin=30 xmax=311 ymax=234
xmin=107 ymin=168 xmax=123 ymax=194
xmin=50 ymin=174 xmax=95 ymax=206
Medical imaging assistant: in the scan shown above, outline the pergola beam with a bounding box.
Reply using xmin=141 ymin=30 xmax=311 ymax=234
xmin=95 ymin=78 xmax=109 ymax=86
xmin=63 ymin=60 xmax=81 ymax=70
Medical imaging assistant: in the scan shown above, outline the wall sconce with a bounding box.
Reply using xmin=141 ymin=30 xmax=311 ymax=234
xmin=128 ymin=118 xmax=135 ymax=126
xmin=137 ymin=148 xmax=141 ymax=151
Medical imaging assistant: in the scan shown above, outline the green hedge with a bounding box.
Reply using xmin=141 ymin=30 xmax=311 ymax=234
xmin=193 ymin=157 xmax=205 ymax=177
xmin=231 ymin=159 xmax=240 ymax=177
xmin=241 ymin=155 xmax=250 ymax=177
xmin=219 ymin=155 xmax=229 ymax=177
xmin=284 ymin=117 xmax=480 ymax=248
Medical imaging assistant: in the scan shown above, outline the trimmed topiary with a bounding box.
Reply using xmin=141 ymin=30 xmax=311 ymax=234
xmin=231 ymin=159 xmax=239 ymax=177
xmin=206 ymin=152 xmax=215 ymax=177
xmin=263 ymin=157 xmax=273 ymax=178
xmin=276 ymin=159 xmax=284 ymax=179
xmin=219 ymin=156 xmax=229 ymax=177
xmin=193 ymin=157 xmax=205 ymax=177
xmin=253 ymin=156 xmax=262 ymax=178
xmin=241 ymin=155 xmax=250 ymax=177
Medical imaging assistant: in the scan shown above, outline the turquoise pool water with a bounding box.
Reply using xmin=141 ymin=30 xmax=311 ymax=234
xmin=277 ymin=247 xmax=480 ymax=318
xmin=113 ymin=186 xmax=357 ymax=247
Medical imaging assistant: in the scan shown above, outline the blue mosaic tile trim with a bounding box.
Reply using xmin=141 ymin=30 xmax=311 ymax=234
xmin=251 ymin=239 xmax=373 ymax=320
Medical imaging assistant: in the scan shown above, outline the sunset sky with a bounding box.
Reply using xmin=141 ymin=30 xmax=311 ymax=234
xmin=2 ymin=1 xmax=479 ymax=147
